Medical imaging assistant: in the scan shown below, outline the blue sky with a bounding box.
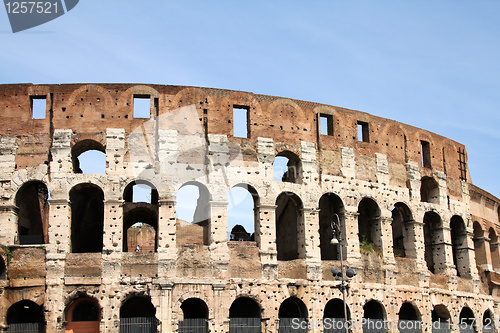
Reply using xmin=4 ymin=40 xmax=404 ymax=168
xmin=1 ymin=1 xmax=500 ymax=203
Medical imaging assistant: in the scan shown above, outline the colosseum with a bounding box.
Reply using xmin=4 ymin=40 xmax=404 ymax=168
xmin=0 ymin=83 xmax=498 ymax=333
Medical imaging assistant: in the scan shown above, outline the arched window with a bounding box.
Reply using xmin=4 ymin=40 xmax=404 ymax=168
xmin=432 ymin=305 xmax=451 ymax=333
xmin=123 ymin=181 xmax=159 ymax=253
xmin=473 ymin=222 xmax=487 ymax=269
xmin=398 ymin=302 xmax=422 ymax=333
xmin=176 ymin=182 xmax=211 ymax=246
xmin=421 ymin=177 xmax=439 ymax=203
xmin=70 ymin=184 xmax=104 ymax=253
xmin=273 ymin=151 xmax=301 ymax=183
xmin=391 ymin=203 xmax=415 ymax=258
xmin=276 ymin=192 xmax=304 ymax=261
xmin=179 ymin=298 xmax=208 ymax=333
xmin=229 ymin=297 xmax=261 ymax=332
xmin=324 ymin=298 xmax=350 ymax=333
xmin=120 ymin=296 xmax=157 ymax=332
xmin=423 ymin=211 xmax=444 ymax=273
xmin=483 ymin=310 xmax=495 ymax=333
xmin=15 ymin=181 xmax=49 ymax=245
xmin=459 ymin=307 xmax=476 ymax=333
xmin=66 ymin=297 xmax=100 ymax=333
xmin=227 ymin=184 xmax=259 ymax=242
xmin=123 ymin=181 xmax=158 ymax=204
xmin=451 ymin=216 xmax=469 ymax=277
xmin=358 ymin=198 xmax=382 ymax=254
xmin=319 ymin=193 xmax=345 ymax=260
xmin=72 ymin=140 xmax=106 ymax=174
xmin=6 ymin=300 xmax=45 ymax=332
xmin=278 ymin=297 xmax=308 ymax=333
xmin=488 ymin=228 xmax=500 ymax=270
xmin=363 ymin=300 xmax=386 ymax=333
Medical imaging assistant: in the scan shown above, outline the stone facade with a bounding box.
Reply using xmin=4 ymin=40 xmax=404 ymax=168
xmin=0 ymin=83 xmax=499 ymax=332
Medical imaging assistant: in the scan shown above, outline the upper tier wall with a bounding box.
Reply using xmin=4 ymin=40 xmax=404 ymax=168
xmin=0 ymin=83 xmax=470 ymax=198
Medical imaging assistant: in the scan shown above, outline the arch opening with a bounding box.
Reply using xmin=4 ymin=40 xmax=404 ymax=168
xmin=70 ymin=184 xmax=104 ymax=253
xmin=363 ymin=300 xmax=386 ymax=333
xmin=391 ymin=203 xmax=415 ymax=258
xmin=227 ymin=185 xmax=259 ymax=242
xmin=176 ymin=183 xmax=211 ymax=246
xmin=421 ymin=177 xmax=439 ymax=203
xmin=229 ymin=297 xmax=261 ymax=333
xmin=72 ymin=140 xmax=106 ymax=174
xmin=459 ymin=307 xmax=475 ymax=333
xmin=473 ymin=222 xmax=487 ymax=269
xmin=65 ymin=297 xmax=100 ymax=333
xmin=179 ymin=298 xmax=208 ymax=333
xmin=273 ymin=151 xmax=301 ymax=184
xmin=119 ymin=296 xmax=157 ymax=332
xmin=6 ymin=300 xmax=45 ymax=332
xmin=451 ymin=216 xmax=469 ymax=277
xmin=358 ymin=198 xmax=382 ymax=254
xmin=276 ymin=192 xmax=304 ymax=261
xmin=319 ymin=193 xmax=345 ymax=260
xmin=278 ymin=297 xmax=308 ymax=333
xmin=15 ymin=181 xmax=49 ymax=245
xmin=423 ymin=211 xmax=443 ymax=273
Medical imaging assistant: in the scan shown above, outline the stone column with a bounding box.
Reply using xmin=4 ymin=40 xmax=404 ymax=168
xmin=380 ymin=217 xmax=396 ymax=266
xmin=212 ymin=284 xmax=226 ymax=333
xmin=159 ymin=282 xmax=173 ymax=333
xmin=344 ymin=210 xmax=361 ymax=266
xmin=47 ymin=199 xmax=71 ymax=254
xmin=0 ymin=205 xmax=17 ymax=245
xmin=302 ymin=207 xmax=322 ymax=280
xmin=258 ymin=204 xmax=278 ymax=280
xmin=434 ymin=224 xmax=456 ymax=275
xmin=158 ymin=199 xmax=177 ymax=278
xmin=102 ymin=199 xmax=123 ymax=254
xmin=209 ymin=201 xmax=229 ymax=278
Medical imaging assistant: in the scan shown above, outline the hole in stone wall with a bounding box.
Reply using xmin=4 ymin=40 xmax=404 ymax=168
xmin=133 ymin=95 xmax=151 ymax=118
xmin=273 ymin=151 xmax=301 ymax=183
xmin=227 ymin=185 xmax=258 ymax=241
xmin=15 ymin=181 xmax=49 ymax=245
xmin=70 ymin=183 xmax=104 ymax=253
xmin=176 ymin=183 xmax=211 ymax=245
xmin=276 ymin=192 xmax=303 ymax=261
xmin=233 ymin=105 xmax=249 ymax=138
xmin=420 ymin=177 xmax=439 ymax=203
xmin=31 ymin=96 xmax=46 ymax=119
xmin=421 ymin=140 xmax=431 ymax=168
xmin=72 ymin=140 xmax=106 ymax=174
xmin=6 ymin=300 xmax=45 ymax=326
xmin=320 ymin=114 xmax=334 ymax=136
xmin=357 ymin=121 xmax=369 ymax=142
xmin=358 ymin=198 xmax=382 ymax=254
xmin=319 ymin=193 xmax=345 ymax=260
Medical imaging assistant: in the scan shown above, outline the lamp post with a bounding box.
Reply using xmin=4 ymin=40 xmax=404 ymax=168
xmin=330 ymin=213 xmax=355 ymax=331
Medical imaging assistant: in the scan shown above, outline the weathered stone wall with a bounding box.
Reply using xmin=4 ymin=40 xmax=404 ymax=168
xmin=0 ymin=83 xmax=498 ymax=333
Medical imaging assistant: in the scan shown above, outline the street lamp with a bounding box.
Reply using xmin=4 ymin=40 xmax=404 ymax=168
xmin=330 ymin=213 xmax=355 ymax=330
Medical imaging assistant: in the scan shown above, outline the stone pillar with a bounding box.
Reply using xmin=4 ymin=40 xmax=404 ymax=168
xmin=258 ymin=204 xmax=278 ymax=280
xmin=434 ymin=224 xmax=456 ymax=275
xmin=47 ymin=199 xmax=71 ymax=254
xmin=102 ymin=199 xmax=123 ymax=254
xmin=49 ymin=129 xmax=73 ymax=174
xmin=475 ymin=236 xmax=493 ymax=271
xmin=159 ymin=282 xmax=173 ymax=333
xmin=340 ymin=147 xmax=355 ymax=179
xmin=344 ymin=210 xmax=361 ymax=266
xmin=209 ymin=201 xmax=229 ymax=278
xmin=300 ymin=141 xmax=319 ymax=186
xmin=158 ymin=199 xmax=177 ymax=278
xmin=380 ymin=217 xmax=396 ymax=266
xmin=0 ymin=205 xmax=17 ymax=245
xmin=105 ymin=128 xmax=126 ymax=175
xmin=212 ymin=284 xmax=226 ymax=333
xmin=303 ymin=207 xmax=322 ymax=280
xmin=490 ymin=241 xmax=500 ymax=272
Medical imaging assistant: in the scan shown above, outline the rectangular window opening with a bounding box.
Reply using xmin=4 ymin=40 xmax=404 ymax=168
xmin=233 ymin=105 xmax=249 ymax=138
xmin=31 ymin=96 xmax=46 ymax=119
xmin=357 ymin=121 xmax=369 ymax=142
xmin=133 ymin=95 xmax=151 ymax=118
xmin=320 ymin=114 xmax=334 ymax=136
xmin=421 ymin=140 xmax=431 ymax=168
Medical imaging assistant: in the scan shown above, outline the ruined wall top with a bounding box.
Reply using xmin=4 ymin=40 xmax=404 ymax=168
xmin=0 ymin=83 xmax=474 ymax=199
